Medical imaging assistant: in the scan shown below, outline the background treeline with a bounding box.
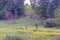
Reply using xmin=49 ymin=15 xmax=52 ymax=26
xmin=0 ymin=0 xmax=60 ymax=28
xmin=0 ymin=0 xmax=24 ymax=20
xmin=30 ymin=0 xmax=60 ymax=27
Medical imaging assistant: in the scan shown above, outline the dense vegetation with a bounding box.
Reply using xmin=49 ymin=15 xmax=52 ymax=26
xmin=31 ymin=0 xmax=60 ymax=27
xmin=31 ymin=0 xmax=60 ymax=19
xmin=0 ymin=0 xmax=60 ymax=40
xmin=0 ymin=0 xmax=25 ymax=20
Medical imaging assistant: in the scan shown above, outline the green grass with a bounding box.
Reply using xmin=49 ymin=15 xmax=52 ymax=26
xmin=0 ymin=20 xmax=59 ymax=40
xmin=0 ymin=28 xmax=54 ymax=40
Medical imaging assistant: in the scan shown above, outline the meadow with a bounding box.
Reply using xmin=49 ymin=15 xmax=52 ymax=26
xmin=0 ymin=19 xmax=60 ymax=40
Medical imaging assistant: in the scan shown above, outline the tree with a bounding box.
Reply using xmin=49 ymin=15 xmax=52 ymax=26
xmin=31 ymin=0 xmax=60 ymax=27
xmin=0 ymin=0 xmax=25 ymax=20
xmin=47 ymin=0 xmax=60 ymax=18
xmin=31 ymin=0 xmax=60 ymax=19
xmin=5 ymin=0 xmax=25 ymax=19
xmin=31 ymin=0 xmax=49 ymax=19
xmin=24 ymin=3 xmax=35 ymax=13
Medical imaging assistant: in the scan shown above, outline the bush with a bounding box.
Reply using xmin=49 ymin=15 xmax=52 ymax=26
xmin=55 ymin=17 xmax=60 ymax=28
xmin=44 ymin=19 xmax=56 ymax=28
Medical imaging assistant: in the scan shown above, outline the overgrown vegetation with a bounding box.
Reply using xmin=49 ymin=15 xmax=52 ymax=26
xmin=0 ymin=0 xmax=60 ymax=40
xmin=0 ymin=0 xmax=25 ymax=20
xmin=31 ymin=0 xmax=60 ymax=28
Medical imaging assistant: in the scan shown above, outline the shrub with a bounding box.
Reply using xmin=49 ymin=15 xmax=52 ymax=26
xmin=44 ymin=19 xmax=56 ymax=28
xmin=55 ymin=17 xmax=60 ymax=28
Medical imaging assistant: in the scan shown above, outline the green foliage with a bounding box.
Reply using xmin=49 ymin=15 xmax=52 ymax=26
xmin=24 ymin=4 xmax=35 ymax=13
xmin=44 ymin=19 xmax=56 ymax=28
xmin=0 ymin=0 xmax=25 ymax=20
xmin=54 ymin=6 xmax=60 ymax=27
xmin=55 ymin=6 xmax=60 ymax=18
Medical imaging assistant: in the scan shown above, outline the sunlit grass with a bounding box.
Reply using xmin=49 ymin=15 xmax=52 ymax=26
xmin=0 ymin=27 xmax=58 ymax=40
xmin=0 ymin=20 xmax=59 ymax=40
